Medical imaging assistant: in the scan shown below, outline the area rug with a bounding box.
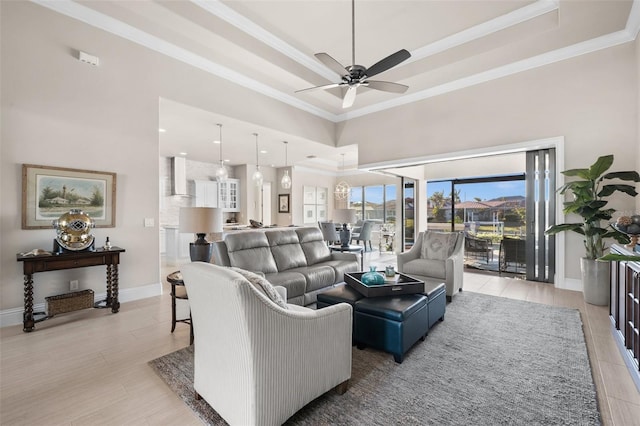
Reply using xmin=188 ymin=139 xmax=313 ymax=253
xmin=149 ymin=292 xmax=600 ymax=425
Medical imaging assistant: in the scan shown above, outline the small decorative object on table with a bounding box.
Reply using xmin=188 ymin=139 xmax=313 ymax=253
xmin=385 ymin=265 xmax=395 ymax=277
xmin=361 ymin=266 xmax=385 ymax=285
xmin=104 ymin=237 xmax=112 ymax=250
xmin=613 ymin=215 xmax=640 ymax=249
xmin=52 ymin=209 xmax=95 ymax=253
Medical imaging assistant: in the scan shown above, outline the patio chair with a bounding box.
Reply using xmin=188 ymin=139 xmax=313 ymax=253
xmin=499 ymin=237 xmax=526 ymax=274
xmin=464 ymin=232 xmax=493 ymax=263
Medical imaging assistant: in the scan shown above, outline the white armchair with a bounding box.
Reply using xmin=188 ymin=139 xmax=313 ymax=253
xmin=397 ymin=231 xmax=465 ymax=301
xmin=180 ymin=262 xmax=352 ymax=426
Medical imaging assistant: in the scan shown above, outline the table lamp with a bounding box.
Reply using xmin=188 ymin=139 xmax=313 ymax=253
xmin=333 ymin=208 xmax=357 ymax=247
xmin=179 ymin=207 xmax=223 ymax=262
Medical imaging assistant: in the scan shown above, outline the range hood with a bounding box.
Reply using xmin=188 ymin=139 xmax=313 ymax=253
xmin=171 ymin=156 xmax=187 ymax=195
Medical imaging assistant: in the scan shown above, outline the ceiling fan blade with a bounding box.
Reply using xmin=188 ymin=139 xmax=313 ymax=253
xmin=343 ymin=86 xmax=357 ymax=108
xmin=295 ymin=82 xmax=342 ymax=93
xmin=365 ymin=49 xmax=411 ymax=78
xmin=315 ymin=53 xmax=349 ymax=78
xmin=365 ymin=80 xmax=409 ymax=94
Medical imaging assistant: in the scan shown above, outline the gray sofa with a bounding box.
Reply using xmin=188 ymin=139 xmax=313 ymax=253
xmin=212 ymin=227 xmax=360 ymax=306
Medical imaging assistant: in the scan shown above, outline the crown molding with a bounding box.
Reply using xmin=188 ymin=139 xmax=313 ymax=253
xmin=31 ymin=0 xmax=335 ymax=122
xmin=31 ymin=0 xmax=639 ymax=124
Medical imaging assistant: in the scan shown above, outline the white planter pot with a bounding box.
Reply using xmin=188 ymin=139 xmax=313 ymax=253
xmin=580 ymin=258 xmax=610 ymax=306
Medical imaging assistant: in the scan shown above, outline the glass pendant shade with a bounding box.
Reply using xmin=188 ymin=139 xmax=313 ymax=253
xmin=252 ymin=167 xmax=264 ymax=186
xmin=281 ymin=170 xmax=292 ymax=189
xmin=215 ymin=161 xmax=228 ymax=182
xmin=252 ymin=133 xmax=263 ymax=186
xmin=281 ymin=141 xmax=292 ymax=189
xmin=334 ymin=153 xmax=350 ymax=199
xmin=215 ymin=124 xmax=228 ymax=183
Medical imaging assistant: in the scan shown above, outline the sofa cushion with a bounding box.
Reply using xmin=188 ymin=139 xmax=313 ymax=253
xmin=266 ymin=229 xmax=308 ymax=271
xmin=291 ymin=265 xmax=336 ymax=293
xmin=230 ymin=267 xmax=288 ymax=309
xmin=401 ymin=258 xmax=446 ymax=280
xmin=225 ymin=232 xmax=278 ymax=274
xmin=264 ymin=271 xmax=307 ymax=300
xmin=421 ymin=231 xmax=458 ymax=261
xmin=296 ymin=228 xmax=331 ymax=264
xmin=322 ymin=259 xmax=360 ymax=284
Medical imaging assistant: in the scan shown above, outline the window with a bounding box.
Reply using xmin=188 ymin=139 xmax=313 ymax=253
xmin=349 ymin=184 xmax=396 ymax=223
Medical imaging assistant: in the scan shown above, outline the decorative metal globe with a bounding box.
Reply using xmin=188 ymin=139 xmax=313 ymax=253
xmin=52 ymin=209 xmax=95 ymax=251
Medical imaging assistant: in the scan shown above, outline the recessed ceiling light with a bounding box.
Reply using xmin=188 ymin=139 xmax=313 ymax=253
xmin=213 ymin=140 xmax=220 ymax=144
xmin=307 ymin=155 xmax=317 ymax=159
xmin=260 ymin=150 xmax=267 ymax=154
xmin=224 ymin=159 xmax=230 ymax=162
xmin=179 ymin=152 xmax=187 ymax=156
xmin=159 ymin=128 xmax=166 ymax=133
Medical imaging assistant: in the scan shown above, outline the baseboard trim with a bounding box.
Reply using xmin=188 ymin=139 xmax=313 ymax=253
xmin=556 ymin=277 xmax=583 ymax=292
xmin=0 ymin=282 xmax=163 ymax=328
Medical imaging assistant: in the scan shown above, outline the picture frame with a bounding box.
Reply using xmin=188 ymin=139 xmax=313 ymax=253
xmin=303 ymin=186 xmax=316 ymax=204
xmin=303 ymin=204 xmax=317 ymax=224
xmin=22 ymin=164 xmax=117 ymax=229
xmin=278 ymin=194 xmax=290 ymax=213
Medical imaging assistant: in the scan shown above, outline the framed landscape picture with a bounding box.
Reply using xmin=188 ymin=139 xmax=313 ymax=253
xmin=22 ymin=164 xmax=117 ymax=229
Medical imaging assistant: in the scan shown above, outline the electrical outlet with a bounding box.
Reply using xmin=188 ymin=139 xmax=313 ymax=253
xmin=70 ymin=280 xmax=79 ymax=291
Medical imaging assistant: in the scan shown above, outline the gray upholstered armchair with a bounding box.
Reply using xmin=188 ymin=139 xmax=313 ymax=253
xmin=181 ymin=262 xmax=352 ymax=426
xmin=397 ymin=231 xmax=465 ymax=301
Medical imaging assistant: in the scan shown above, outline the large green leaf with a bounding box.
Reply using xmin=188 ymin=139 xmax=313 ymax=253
xmin=599 ymin=184 xmax=638 ymax=197
xmin=562 ymin=168 xmax=590 ymax=179
xmin=588 ymin=155 xmax=614 ymax=179
xmin=603 ymin=171 xmax=640 ymax=182
xmin=545 ymin=223 xmax=583 ymax=235
xmin=599 ymin=253 xmax=640 ymax=262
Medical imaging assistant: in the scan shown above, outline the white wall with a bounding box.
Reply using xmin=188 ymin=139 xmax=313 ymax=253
xmin=338 ymin=42 xmax=639 ymax=280
xmin=0 ymin=2 xmax=335 ymax=315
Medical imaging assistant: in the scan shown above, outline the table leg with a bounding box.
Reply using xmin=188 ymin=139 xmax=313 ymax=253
xmin=110 ymin=264 xmax=120 ymax=313
xmin=359 ymin=251 xmax=363 ymax=270
xmin=23 ymin=274 xmax=35 ymax=332
xmin=105 ymin=264 xmax=113 ymax=307
xmin=171 ymin=282 xmax=177 ymax=333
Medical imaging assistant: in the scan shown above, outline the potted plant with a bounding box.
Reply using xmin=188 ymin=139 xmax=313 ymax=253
xmin=545 ymin=155 xmax=639 ymax=305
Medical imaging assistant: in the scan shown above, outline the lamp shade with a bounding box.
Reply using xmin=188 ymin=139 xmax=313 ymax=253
xmin=333 ymin=209 xmax=357 ymax=225
xmin=179 ymin=207 xmax=223 ymax=234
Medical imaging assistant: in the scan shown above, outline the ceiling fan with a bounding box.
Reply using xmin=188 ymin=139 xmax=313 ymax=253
xmin=296 ymin=0 xmax=411 ymax=109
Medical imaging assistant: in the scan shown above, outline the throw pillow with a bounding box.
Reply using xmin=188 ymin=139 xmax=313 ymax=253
xmin=421 ymin=231 xmax=458 ymax=261
xmin=230 ymin=267 xmax=288 ymax=310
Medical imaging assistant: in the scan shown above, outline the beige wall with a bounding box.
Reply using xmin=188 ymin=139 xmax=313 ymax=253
xmin=0 ymin=2 xmax=334 ymax=313
xmin=1 ymin=2 xmax=638 ymax=317
xmin=339 ymin=42 xmax=639 ymax=280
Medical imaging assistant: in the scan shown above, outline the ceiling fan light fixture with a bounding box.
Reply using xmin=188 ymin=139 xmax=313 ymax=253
xmin=215 ymin=123 xmax=228 ymax=183
xmin=295 ymin=0 xmax=411 ymax=108
xmin=281 ymin=141 xmax=292 ymax=190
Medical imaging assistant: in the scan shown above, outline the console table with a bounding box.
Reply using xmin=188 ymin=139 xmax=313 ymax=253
xmin=609 ymin=244 xmax=640 ymax=391
xmin=17 ymin=247 xmax=125 ymax=332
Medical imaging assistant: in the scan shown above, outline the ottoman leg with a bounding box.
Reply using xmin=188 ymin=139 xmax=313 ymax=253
xmin=394 ymin=353 xmax=404 ymax=364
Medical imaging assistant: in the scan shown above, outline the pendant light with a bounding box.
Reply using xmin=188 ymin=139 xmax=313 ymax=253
xmin=334 ymin=153 xmax=350 ymax=200
xmin=251 ymin=132 xmax=264 ymax=187
xmin=281 ymin=140 xmax=292 ymax=189
xmin=215 ymin=123 xmax=228 ymax=182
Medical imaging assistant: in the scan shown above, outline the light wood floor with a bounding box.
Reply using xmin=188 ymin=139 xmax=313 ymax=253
xmin=1 ymin=252 xmax=639 ymax=425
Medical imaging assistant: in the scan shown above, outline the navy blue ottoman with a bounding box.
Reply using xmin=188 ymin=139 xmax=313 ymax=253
xmin=423 ymin=281 xmax=446 ymax=329
xmin=354 ymin=294 xmax=428 ymax=363
xmin=316 ymin=283 xmax=363 ymax=309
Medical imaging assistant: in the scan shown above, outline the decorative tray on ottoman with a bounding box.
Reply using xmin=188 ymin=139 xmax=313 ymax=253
xmin=345 ymin=272 xmax=424 ymax=298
